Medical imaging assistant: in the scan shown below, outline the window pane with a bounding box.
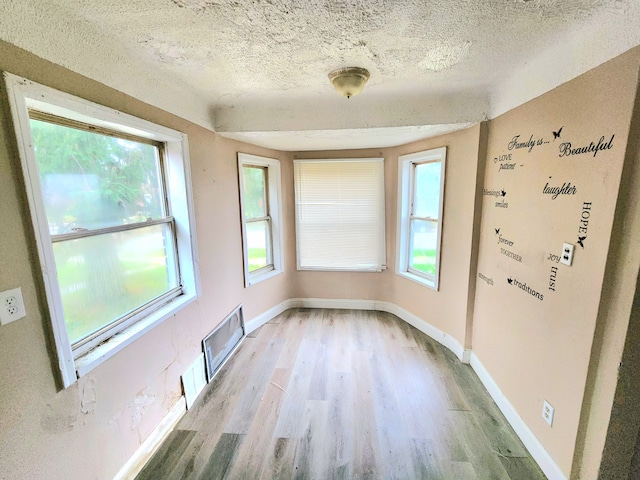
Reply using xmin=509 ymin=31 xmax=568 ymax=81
xmin=413 ymin=162 xmax=441 ymax=218
xmin=53 ymin=223 xmax=178 ymax=344
xmin=246 ymin=220 xmax=272 ymax=272
xmin=241 ymin=166 xmax=267 ymax=219
xmin=29 ymin=118 xmax=165 ymax=234
xmin=409 ymin=219 xmax=437 ymax=275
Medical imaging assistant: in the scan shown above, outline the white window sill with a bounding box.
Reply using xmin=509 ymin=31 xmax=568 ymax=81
xmin=247 ymin=268 xmax=282 ymax=287
xmin=74 ymin=293 xmax=198 ymax=378
xmin=396 ymin=270 xmax=437 ymax=291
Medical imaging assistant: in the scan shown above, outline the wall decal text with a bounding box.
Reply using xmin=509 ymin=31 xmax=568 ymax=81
xmin=497 ymin=234 xmax=514 ymax=246
xmin=559 ymin=135 xmax=614 ymax=158
xmin=500 ymin=247 xmax=522 ymax=262
xmin=494 ymin=153 xmax=515 ymax=172
xmin=549 ymin=265 xmax=558 ymax=292
xmin=542 ymin=181 xmax=577 ymax=199
xmin=484 ymin=188 xmax=506 ymax=197
xmin=494 ymin=154 xmax=512 ymax=163
xmin=508 ymin=277 xmax=544 ymax=301
xmin=547 ymin=253 xmax=561 ymax=263
xmin=577 ymin=202 xmax=591 ymax=248
xmin=478 ymin=273 xmax=494 ymax=286
xmin=495 ymin=199 xmax=509 ymax=208
xmin=508 ymin=134 xmax=549 ymax=153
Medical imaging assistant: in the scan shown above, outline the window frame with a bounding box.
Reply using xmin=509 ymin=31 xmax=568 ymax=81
xmin=396 ymin=147 xmax=446 ymax=290
xmin=237 ymin=153 xmax=283 ymax=287
xmin=293 ymin=158 xmax=386 ymax=272
xmin=4 ymin=72 xmax=201 ymax=387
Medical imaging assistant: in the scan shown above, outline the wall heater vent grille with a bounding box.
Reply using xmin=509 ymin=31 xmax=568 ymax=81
xmin=202 ymin=304 xmax=245 ymax=382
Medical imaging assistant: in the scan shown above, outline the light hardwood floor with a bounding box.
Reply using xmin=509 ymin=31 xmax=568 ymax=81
xmin=136 ymin=309 xmax=546 ymax=479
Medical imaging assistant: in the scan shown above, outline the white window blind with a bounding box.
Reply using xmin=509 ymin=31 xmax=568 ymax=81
xmin=294 ymin=158 xmax=386 ymax=271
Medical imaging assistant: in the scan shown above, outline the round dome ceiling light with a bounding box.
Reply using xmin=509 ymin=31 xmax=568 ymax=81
xmin=328 ymin=67 xmax=370 ymax=98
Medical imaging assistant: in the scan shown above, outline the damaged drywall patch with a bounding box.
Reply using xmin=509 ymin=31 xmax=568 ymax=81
xmin=131 ymin=393 xmax=156 ymax=431
xmin=80 ymin=377 xmax=97 ymax=415
xmin=39 ymin=383 xmax=83 ymax=434
xmin=171 ymin=0 xmax=219 ymax=9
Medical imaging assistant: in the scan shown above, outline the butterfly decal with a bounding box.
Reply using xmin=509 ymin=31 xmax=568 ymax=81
xmin=553 ymin=126 xmax=563 ymax=141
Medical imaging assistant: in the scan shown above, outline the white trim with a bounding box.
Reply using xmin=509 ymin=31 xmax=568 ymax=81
xmin=242 ymin=297 xmax=468 ymax=364
xmin=75 ymin=294 xmax=197 ymax=377
xmin=244 ymin=300 xmax=292 ymax=334
xmin=396 ymin=147 xmax=446 ymax=291
xmin=237 ymin=153 xmax=284 ymax=288
xmin=181 ymin=354 xmax=206 ymax=410
xmin=470 ymin=353 xmax=567 ymax=480
xmin=113 ymin=396 xmax=186 ymax=480
xmin=4 ymin=73 xmax=76 ymax=387
xmin=3 ymin=72 xmax=201 ymax=387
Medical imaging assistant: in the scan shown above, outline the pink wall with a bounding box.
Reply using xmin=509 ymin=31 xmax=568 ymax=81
xmin=2 ymin=37 xmax=640 ymax=480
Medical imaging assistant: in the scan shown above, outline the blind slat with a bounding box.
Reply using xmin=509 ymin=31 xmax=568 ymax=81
xmin=294 ymin=159 xmax=386 ymax=271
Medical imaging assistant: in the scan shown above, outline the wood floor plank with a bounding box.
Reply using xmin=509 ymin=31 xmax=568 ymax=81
xmin=291 ymin=399 xmax=330 ymax=479
xmin=258 ymin=437 xmax=299 ymax=480
xmin=498 ymin=454 xmax=547 ymax=479
xmin=197 ymin=433 xmax=244 ymax=480
xmin=225 ymin=368 xmax=290 ymax=478
xmin=223 ymin=335 xmax=285 ymax=434
xmin=307 ymin=320 xmax=333 ymax=400
xmin=135 ymin=309 xmax=547 ymax=480
xmin=351 ymin=350 xmax=384 ymax=479
xmin=135 ymin=429 xmax=197 ymax=480
xmin=441 ymin=410 xmax=511 ymax=480
xmin=274 ymin=309 xmax=309 ymax=372
xmin=326 ymin=371 xmax=353 ymax=477
xmin=327 ymin=310 xmax=352 ymax=373
xmin=273 ymin=337 xmax=321 ymax=438
xmin=409 ymin=438 xmax=447 ymax=480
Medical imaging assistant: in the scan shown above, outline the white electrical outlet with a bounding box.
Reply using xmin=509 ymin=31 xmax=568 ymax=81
xmin=543 ymin=400 xmax=555 ymax=427
xmin=0 ymin=287 xmax=27 ymax=325
xmin=560 ymin=243 xmax=574 ymax=266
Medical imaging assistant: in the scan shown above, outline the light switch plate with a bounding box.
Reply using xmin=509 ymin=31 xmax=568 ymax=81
xmin=560 ymin=243 xmax=574 ymax=266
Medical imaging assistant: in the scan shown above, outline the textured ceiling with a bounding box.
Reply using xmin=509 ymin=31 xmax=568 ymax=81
xmin=1 ymin=0 xmax=639 ymax=150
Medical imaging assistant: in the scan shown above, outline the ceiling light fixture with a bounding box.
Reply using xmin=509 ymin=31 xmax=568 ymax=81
xmin=328 ymin=67 xmax=370 ymax=98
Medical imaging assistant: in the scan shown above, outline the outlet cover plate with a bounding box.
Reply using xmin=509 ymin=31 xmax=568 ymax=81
xmin=543 ymin=399 xmax=555 ymax=427
xmin=0 ymin=287 xmax=27 ymax=325
xmin=560 ymin=243 xmax=574 ymax=266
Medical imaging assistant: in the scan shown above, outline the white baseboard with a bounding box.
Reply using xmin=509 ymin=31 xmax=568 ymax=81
xmin=470 ymin=353 xmax=567 ymax=480
xmin=244 ymin=297 xmax=469 ymax=363
xmin=244 ymin=299 xmax=292 ymax=334
xmin=377 ymin=301 xmax=469 ymax=363
xmin=113 ymin=396 xmax=186 ymax=480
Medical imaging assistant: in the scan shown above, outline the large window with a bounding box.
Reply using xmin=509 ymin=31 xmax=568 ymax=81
xmin=5 ymin=73 xmax=200 ymax=387
xmin=294 ymin=158 xmax=386 ymax=271
xmin=238 ymin=153 xmax=283 ymax=286
xmin=396 ymin=147 xmax=446 ymax=290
